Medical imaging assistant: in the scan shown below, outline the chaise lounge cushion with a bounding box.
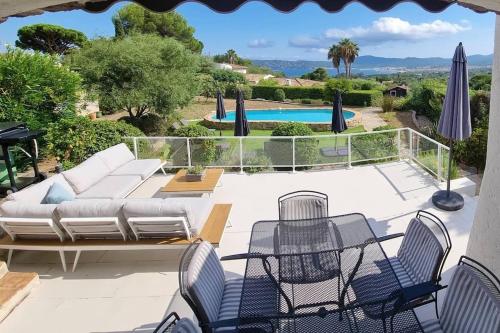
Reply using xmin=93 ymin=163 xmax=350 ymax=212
xmin=171 ymin=198 xmax=213 ymax=234
xmin=0 ymin=201 xmax=58 ymax=219
xmin=63 ymin=156 xmax=111 ymax=194
xmin=95 ymin=143 xmax=135 ymax=172
xmin=7 ymin=174 xmax=75 ymax=203
xmin=76 ymin=175 xmax=141 ymax=199
xmin=110 ymin=159 xmax=162 ymax=180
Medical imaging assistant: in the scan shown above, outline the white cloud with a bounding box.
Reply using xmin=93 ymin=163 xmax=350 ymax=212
xmin=290 ymin=17 xmax=471 ymax=48
xmin=248 ymin=38 xmax=275 ymax=48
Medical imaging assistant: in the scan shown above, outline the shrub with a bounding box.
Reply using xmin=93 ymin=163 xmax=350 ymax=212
xmin=273 ymin=89 xmax=286 ymax=102
xmin=211 ymin=69 xmax=246 ymax=85
xmin=258 ymin=79 xmax=279 ymax=87
xmin=0 ymin=49 xmax=81 ymax=131
xmin=351 ymin=125 xmax=397 ymax=163
xmin=225 ymin=84 xmax=252 ymax=99
xmin=301 ymin=99 xmax=312 ymax=104
xmin=46 ymin=116 xmax=144 ymax=168
xmin=342 ymin=90 xmax=383 ymax=106
xmin=407 ymin=79 xmax=446 ymax=121
xmin=252 ymin=86 xmax=324 ymax=100
xmin=324 ymin=78 xmax=352 ymax=98
xmin=351 ymin=79 xmax=382 ymax=91
xmin=173 ymin=124 xmax=215 ymax=165
xmin=121 ymin=113 xmax=169 ymax=136
xmin=267 ymin=123 xmax=318 ymax=170
xmin=381 ymin=95 xmax=395 ymax=113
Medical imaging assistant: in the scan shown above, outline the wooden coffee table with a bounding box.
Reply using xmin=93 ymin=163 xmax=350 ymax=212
xmin=162 ymin=168 xmax=224 ymax=196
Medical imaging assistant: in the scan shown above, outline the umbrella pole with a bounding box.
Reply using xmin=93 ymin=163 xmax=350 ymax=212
xmin=219 ymin=119 xmax=222 ymax=136
xmin=446 ymin=140 xmax=454 ymax=196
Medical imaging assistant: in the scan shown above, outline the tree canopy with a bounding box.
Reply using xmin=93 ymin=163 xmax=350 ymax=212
xmin=112 ymin=4 xmax=203 ymax=53
xmin=301 ymin=68 xmax=329 ymax=81
xmin=15 ymin=24 xmax=87 ymax=55
xmin=328 ymin=39 xmax=359 ymax=79
xmin=67 ymin=35 xmax=201 ymax=119
xmin=213 ymin=50 xmax=251 ymax=66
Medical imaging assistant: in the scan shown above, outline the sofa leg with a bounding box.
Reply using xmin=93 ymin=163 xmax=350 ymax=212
xmin=59 ymin=250 xmax=67 ymax=272
xmin=7 ymin=249 xmax=13 ymax=267
xmin=72 ymin=250 xmax=81 ymax=272
xmin=161 ymin=167 xmax=167 ymax=176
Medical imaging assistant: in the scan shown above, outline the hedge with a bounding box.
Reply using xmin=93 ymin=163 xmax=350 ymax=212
xmin=342 ymin=90 xmax=383 ymax=107
xmin=252 ymin=85 xmax=382 ymax=106
xmin=252 ymin=86 xmax=324 ymax=100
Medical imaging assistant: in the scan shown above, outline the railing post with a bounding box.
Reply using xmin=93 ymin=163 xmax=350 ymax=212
xmin=133 ymin=137 xmax=138 ymax=159
xmin=437 ymin=145 xmax=443 ymax=182
xmin=347 ymin=135 xmax=352 ymax=169
xmin=239 ymin=137 xmax=244 ymax=174
xmin=186 ymin=138 xmax=192 ymax=167
xmin=408 ymin=129 xmax=413 ymax=164
xmin=397 ymin=129 xmax=402 ymax=161
xmin=292 ymin=137 xmax=296 ymax=173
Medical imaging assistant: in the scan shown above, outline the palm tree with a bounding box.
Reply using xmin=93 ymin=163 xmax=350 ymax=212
xmin=327 ymin=45 xmax=342 ymax=76
xmin=338 ymin=39 xmax=360 ymax=79
xmin=225 ymin=49 xmax=237 ymax=64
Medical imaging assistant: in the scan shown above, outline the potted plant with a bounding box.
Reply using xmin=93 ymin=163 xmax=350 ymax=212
xmin=185 ymin=165 xmax=206 ymax=182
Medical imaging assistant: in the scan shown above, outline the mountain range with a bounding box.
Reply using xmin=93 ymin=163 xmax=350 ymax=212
xmin=252 ymin=54 xmax=493 ymax=77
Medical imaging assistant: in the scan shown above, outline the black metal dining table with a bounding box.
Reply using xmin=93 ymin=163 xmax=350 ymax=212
xmin=233 ymin=214 xmax=424 ymax=333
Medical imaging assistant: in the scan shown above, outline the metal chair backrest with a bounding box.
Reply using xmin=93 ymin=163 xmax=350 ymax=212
xmin=178 ymin=240 xmax=225 ymax=333
xmin=278 ymin=191 xmax=329 ymax=220
xmin=439 ymin=256 xmax=500 ymax=333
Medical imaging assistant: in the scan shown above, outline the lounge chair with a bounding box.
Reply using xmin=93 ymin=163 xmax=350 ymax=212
xmin=278 ymin=190 xmax=329 ymax=220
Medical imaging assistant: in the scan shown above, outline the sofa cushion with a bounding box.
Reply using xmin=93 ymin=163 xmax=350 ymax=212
xmin=96 ymin=143 xmax=135 ymax=172
xmin=122 ymin=197 xmax=213 ymax=235
xmin=110 ymin=159 xmax=162 ymax=180
xmin=42 ymin=182 xmax=75 ymax=204
xmin=76 ymin=175 xmax=141 ymax=199
xmin=1 ymin=201 xmax=57 ymax=219
xmin=7 ymin=174 xmax=75 ymax=203
xmin=63 ymin=156 xmax=111 ymax=194
xmin=57 ymin=199 xmax=122 ymax=219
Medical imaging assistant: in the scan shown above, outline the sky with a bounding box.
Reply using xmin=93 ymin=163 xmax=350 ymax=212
xmin=0 ymin=2 xmax=496 ymax=60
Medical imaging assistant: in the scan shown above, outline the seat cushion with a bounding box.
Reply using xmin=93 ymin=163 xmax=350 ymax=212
xmin=388 ymin=257 xmax=415 ymax=287
xmin=216 ymin=278 xmax=244 ymax=333
xmin=187 ymin=241 xmax=225 ymax=324
xmin=164 ymin=198 xmax=213 ymax=234
xmin=172 ymin=318 xmax=199 ymax=333
xmin=96 ymin=143 xmax=135 ymax=172
xmin=76 ymin=175 xmax=141 ymax=199
xmin=7 ymin=174 xmax=75 ymax=203
xmin=57 ymin=199 xmax=121 ymax=219
xmin=63 ymin=156 xmax=111 ymax=194
xmin=110 ymin=159 xmax=162 ymax=180
xmin=420 ymin=319 xmax=443 ymax=333
xmin=0 ymin=201 xmax=57 ymax=219
xmin=42 ymin=182 xmax=75 ymax=204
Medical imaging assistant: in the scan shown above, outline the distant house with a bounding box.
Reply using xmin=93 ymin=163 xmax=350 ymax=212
xmin=384 ymin=85 xmax=408 ymax=98
xmin=273 ymin=78 xmax=325 ymax=87
xmin=245 ymin=74 xmax=275 ymax=84
xmin=214 ymin=63 xmax=248 ymax=74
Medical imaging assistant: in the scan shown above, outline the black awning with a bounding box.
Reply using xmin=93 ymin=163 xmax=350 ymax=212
xmin=84 ymin=0 xmax=456 ymax=14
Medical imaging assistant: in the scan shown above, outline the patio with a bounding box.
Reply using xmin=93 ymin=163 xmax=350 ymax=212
xmin=0 ymin=161 xmax=477 ymax=333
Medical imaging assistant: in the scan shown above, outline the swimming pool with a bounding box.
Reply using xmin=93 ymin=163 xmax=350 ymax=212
xmin=212 ymin=108 xmax=355 ymax=123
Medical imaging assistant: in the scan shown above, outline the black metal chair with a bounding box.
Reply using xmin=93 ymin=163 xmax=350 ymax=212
xmin=278 ymin=191 xmax=329 ymax=220
xmin=153 ymin=312 xmax=199 ymax=333
xmin=405 ymin=256 xmax=500 ymax=333
xmin=378 ymin=210 xmax=451 ymax=317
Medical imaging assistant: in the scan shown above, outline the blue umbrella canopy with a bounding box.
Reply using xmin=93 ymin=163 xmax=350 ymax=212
xmin=332 ymin=91 xmax=347 ymax=134
xmin=216 ymin=91 xmax=226 ymax=120
xmin=437 ymin=42 xmax=472 ymax=141
xmin=234 ymin=90 xmax=250 ymax=136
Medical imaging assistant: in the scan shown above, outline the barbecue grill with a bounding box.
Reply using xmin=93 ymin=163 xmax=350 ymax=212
xmin=0 ymin=122 xmax=45 ymax=193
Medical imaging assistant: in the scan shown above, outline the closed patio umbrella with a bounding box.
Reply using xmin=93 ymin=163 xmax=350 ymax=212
xmin=234 ymin=90 xmax=250 ymax=137
xmin=432 ymin=42 xmax=472 ymax=211
xmin=216 ymin=90 xmax=226 ymax=136
xmin=332 ymin=90 xmax=348 ymax=150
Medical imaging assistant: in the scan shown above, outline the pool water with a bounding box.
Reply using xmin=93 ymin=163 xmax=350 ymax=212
xmin=213 ymin=108 xmax=355 ymax=123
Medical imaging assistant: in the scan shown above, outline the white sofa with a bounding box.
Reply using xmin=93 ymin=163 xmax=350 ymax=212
xmin=0 ymin=143 xmax=213 ymax=242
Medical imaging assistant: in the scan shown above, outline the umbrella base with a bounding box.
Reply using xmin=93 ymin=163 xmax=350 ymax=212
xmin=432 ymin=190 xmax=464 ymax=211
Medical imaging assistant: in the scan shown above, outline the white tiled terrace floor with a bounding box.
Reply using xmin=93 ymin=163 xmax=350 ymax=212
xmin=0 ymin=161 xmax=477 ymax=333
